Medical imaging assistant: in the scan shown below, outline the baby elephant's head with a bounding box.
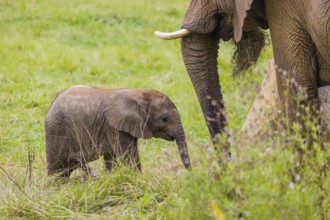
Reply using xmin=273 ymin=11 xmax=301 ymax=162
xmin=105 ymin=89 xmax=191 ymax=169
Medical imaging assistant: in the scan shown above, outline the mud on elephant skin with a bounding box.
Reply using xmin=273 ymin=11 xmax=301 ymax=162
xmin=155 ymin=0 xmax=330 ymax=158
xmin=45 ymin=85 xmax=191 ymax=180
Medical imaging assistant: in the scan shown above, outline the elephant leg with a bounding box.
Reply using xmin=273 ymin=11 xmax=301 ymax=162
xmin=103 ymin=150 xmax=115 ymax=172
xmin=59 ymin=161 xmax=77 ymax=179
xmin=317 ymin=53 xmax=330 ymax=87
xmin=316 ymin=52 xmax=330 ymax=143
xmin=48 ymin=159 xmax=78 ymax=182
xmin=46 ymin=136 xmax=80 ymax=180
xmin=268 ymin=16 xmax=318 ymax=132
xmin=46 ymin=134 xmax=70 ymax=177
xmin=120 ymin=138 xmax=141 ymax=172
xmin=47 ymin=159 xmax=69 ymax=178
xmin=112 ymin=132 xmax=141 ymax=171
xmin=268 ymin=8 xmax=320 ymax=180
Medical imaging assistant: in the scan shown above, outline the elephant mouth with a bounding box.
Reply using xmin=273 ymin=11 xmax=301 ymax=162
xmin=162 ymin=130 xmax=175 ymax=141
xmin=165 ymin=135 xmax=175 ymax=141
xmin=154 ymin=130 xmax=174 ymax=141
xmin=218 ymin=14 xmax=234 ymax=41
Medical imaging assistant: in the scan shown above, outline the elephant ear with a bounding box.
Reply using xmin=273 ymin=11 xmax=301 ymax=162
xmin=233 ymin=0 xmax=253 ymax=42
xmin=104 ymin=90 xmax=153 ymax=139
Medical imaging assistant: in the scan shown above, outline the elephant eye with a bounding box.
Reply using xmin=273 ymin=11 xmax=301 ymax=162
xmin=162 ymin=116 xmax=168 ymax=123
xmin=161 ymin=112 xmax=169 ymax=124
xmin=161 ymin=114 xmax=169 ymax=123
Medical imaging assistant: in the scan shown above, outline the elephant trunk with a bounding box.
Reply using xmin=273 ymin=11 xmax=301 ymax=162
xmin=174 ymin=127 xmax=191 ymax=169
xmin=181 ymin=33 xmax=227 ymax=137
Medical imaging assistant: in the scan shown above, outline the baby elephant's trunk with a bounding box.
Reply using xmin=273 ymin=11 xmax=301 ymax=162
xmin=175 ymin=127 xmax=191 ymax=169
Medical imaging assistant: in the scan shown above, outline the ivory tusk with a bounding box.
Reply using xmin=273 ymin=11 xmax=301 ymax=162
xmin=154 ymin=29 xmax=192 ymax=40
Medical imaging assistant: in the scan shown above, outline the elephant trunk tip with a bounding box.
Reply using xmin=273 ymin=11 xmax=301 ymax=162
xmin=176 ymin=139 xmax=191 ymax=170
xmin=184 ymin=159 xmax=192 ymax=170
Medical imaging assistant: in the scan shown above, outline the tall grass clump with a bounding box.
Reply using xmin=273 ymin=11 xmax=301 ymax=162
xmin=0 ymin=162 xmax=183 ymax=219
xmin=175 ymin=124 xmax=329 ymax=219
xmin=174 ymin=70 xmax=330 ymax=219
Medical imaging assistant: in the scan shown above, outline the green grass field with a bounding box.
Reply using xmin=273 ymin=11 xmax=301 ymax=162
xmin=0 ymin=0 xmax=329 ymax=219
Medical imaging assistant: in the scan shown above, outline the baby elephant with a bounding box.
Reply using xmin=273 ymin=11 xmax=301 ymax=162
xmin=45 ymin=85 xmax=191 ymax=179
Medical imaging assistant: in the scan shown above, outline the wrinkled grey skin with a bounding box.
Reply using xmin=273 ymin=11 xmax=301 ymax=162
xmin=160 ymin=0 xmax=330 ymax=148
xmin=45 ymin=85 xmax=190 ymax=179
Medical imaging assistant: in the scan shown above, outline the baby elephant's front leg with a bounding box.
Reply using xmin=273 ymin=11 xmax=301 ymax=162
xmin=109 ymin=132 xmax=141 ymax=172
xmin=117 ymin=132 xmax=141 ymax=172
xmin=122 ymin=138 xmax=141 ymax=172
xmin=104 ymin=151 xmax=115 ymax=172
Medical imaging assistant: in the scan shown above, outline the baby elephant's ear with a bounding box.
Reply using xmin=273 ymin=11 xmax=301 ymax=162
xmin=104 ymin=90 xmax=153 ymax=139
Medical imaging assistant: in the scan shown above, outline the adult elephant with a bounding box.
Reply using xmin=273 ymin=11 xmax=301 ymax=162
xmin=155 ymin=0 xmax=330 ymax=156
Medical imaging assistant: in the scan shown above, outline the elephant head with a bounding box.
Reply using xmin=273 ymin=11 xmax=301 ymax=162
xmin=155 ymin=0 xmax=267 ymax=140
xmin=105 ymin=89 xmax=191 ymax=169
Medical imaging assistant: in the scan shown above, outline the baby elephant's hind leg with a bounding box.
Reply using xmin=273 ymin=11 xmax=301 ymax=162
xmin=48 ymin=160 xmax=78 ymax=183
xmin=46 ymin=127 xmax=78 ymax=180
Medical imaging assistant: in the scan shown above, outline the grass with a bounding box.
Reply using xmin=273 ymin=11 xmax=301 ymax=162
xmin=0 ymin=0 xmax=329 ymax=219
